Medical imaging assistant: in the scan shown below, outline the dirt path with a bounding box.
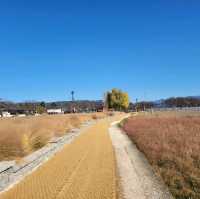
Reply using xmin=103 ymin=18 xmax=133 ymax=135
xmin=0 ymin=119 xmax=118 ymax=199
xmin=109 ymin=121 xmax=173 ymax=199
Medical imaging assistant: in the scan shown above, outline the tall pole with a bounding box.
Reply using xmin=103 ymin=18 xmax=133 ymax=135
xmin=71 ymin=91 xmax=75 ymax=113
xmin=143 ymin=91 xmax=147 ymax=111
xmin=136 ymin=98 xmax=138 ymax=112
xmin=71 ymin=91 xmax=75 ymax=101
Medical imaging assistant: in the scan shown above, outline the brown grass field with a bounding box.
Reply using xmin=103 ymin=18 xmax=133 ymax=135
xmin=0 ymin=113 xmax=106 ymax=161
xmin=123 ymin=111 xmax=200 ymax=199
xmin=0 ymin=119 xmax=119 ymax=199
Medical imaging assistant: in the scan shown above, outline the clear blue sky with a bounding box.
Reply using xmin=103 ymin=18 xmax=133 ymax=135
xmin=0 ymin=0 xmax=200 ymax=102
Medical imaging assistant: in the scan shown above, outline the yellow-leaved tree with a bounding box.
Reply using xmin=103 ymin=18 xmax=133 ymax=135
xmin=105 ymin=88 xmax=129 ymax=111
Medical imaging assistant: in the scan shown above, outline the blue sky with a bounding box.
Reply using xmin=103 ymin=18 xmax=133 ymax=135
xmin=0 ymin=0 xmax=200 ymax=102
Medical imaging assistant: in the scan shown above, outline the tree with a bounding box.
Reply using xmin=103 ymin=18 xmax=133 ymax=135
xmin=35 ymin=105 xmax=46 ymax=114
xmin=51 ymin=102 xmax=57 ymax=108
xmin=105 ymin=88 xmax=129 ymax=111
xmin=164 ymin=97 xmax=200 ymax=108
xmin=135 ymin=101 xmax=154 ymax=111
xmin=40 ymin=101 xmax=46 ymax=108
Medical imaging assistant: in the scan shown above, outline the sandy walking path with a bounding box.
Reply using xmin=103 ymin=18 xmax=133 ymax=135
xmin=109 ymin=121 xmax=173 ymax=199
xmin=0 ymin=119 xmax=118 ymax=199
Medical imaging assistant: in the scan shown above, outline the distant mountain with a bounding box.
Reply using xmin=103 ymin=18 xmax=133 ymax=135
xmin=135 ymin=96 xmax=200 ymax=109
xmin=1 ymin=95 xmax=200 ymax=112
xmin=153 ymin=96 xmax=200 ymax=108
xmin=153 ymin=99 xmax=165 ymax=107
xmin=0 ymin=100 xmax=104 ymax=112
xmin=188 ymin=96 xmax=200 ymax=99
xmin=46 ymin=100 xmax=104 ymax=112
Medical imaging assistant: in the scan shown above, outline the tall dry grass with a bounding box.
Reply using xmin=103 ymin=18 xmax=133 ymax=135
xmin=0 ymin=113 xmax=105 ymax=161
xmin=0 ymin=120 xmax=117 ymax=199
xmin=123 ymin=114 xmax=200 ymax=199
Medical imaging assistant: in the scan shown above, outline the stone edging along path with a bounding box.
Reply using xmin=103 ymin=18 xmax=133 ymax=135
xmin=109 ymin=120 xmax=173 ymax=199
xmin=0 ymin=120 xmax=94 ymax=193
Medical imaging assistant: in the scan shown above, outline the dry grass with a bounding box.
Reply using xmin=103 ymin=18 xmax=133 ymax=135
xmin=0 ymin=119 xmax=118 ymax=199
xmin=0 ymin=113 xmax=106 ymax=161
xmin=123 ymin=112 xmax=200 ymax=199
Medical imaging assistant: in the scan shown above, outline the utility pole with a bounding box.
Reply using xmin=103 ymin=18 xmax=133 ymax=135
xmin=143 ymin=91 xmax=147 ymax=112
xmin=135 ymin=98 xmax=138 ymax=112
xmin=71 ymin=91 xmax=75 ymax=101
xmin=70 ymin=91 xmax=76 ymax=113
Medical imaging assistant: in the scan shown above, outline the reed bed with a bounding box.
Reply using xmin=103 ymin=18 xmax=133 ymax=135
xmin=0 ymin=113 xmax=105 ymax=161
xmin=123 ymin=112 xmax=200 ymax=199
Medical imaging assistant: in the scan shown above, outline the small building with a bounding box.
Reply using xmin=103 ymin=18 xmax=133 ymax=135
xmin=17 ymin=114 xmax=26 ymax=117
xmin=2 ymin=109 xmax=33 ymax=117
xmin=1 ymin=111 xmax=13 ymax=118
xmin=47 ymin=108 xmax=64 ymax=115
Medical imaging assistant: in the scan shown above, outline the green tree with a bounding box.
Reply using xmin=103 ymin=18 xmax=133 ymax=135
xmin=40 ymin=101 xmax=46 ymax=108
xmin=51 ymin=102 xmax=57 ymax=108
xmin=105 ymin=88 xmax=129 ymax=111
xmin=35 ymin=105 xmax=46 ymax=114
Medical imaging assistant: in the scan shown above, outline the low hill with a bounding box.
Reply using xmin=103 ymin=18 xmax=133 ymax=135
xmin=0 ymin=100 xmax=104 ymax=113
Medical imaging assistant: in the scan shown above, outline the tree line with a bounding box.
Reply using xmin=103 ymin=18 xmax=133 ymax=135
xmin=164 ymin=97 xmax=200 ymax=107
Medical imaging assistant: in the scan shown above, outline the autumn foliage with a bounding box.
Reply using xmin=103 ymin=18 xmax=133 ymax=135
xmin=105 ymin=88 xmax=129 ymax=111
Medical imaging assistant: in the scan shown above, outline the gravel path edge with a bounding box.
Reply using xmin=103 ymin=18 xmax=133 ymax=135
xmin=109 ymin=120 xmax=173 ymax=199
